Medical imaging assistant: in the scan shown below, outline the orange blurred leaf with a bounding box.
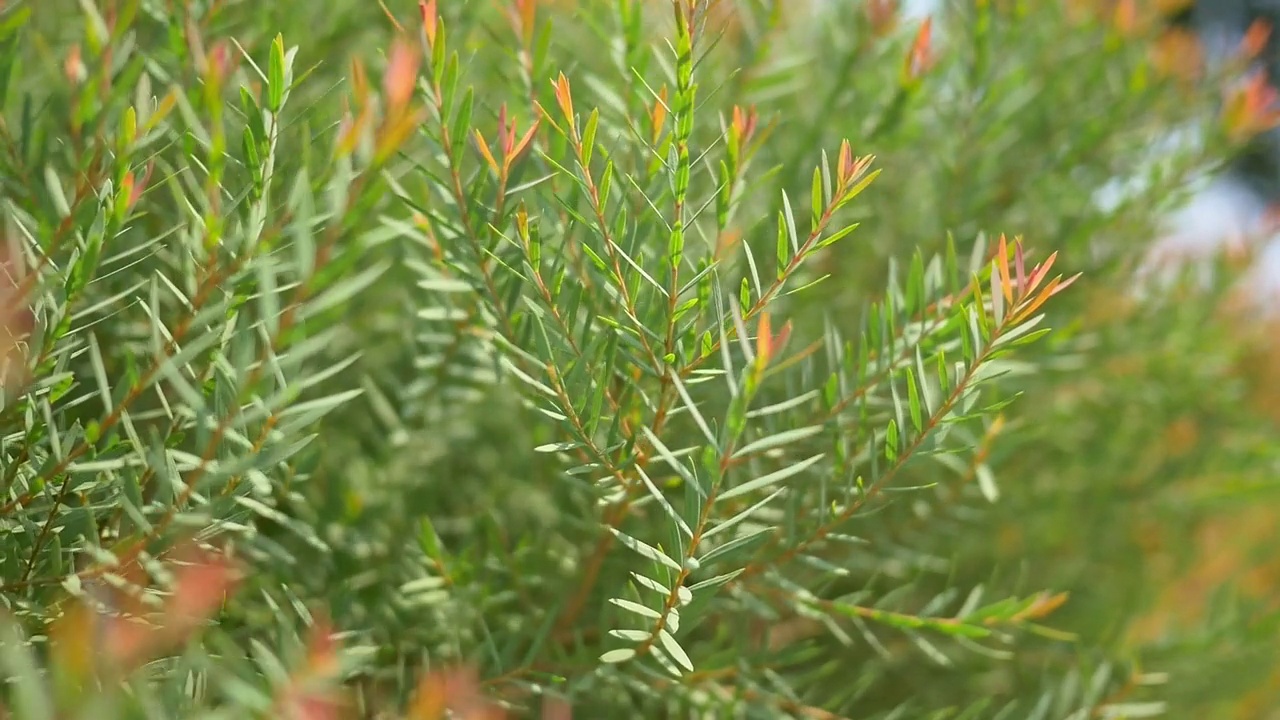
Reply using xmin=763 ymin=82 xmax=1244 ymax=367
xmin=49 ymin=603 xmax=96 ymax=687
xmin=351 ymin=57 xmax=370 ymax=107
xmin=419 ymin=0 xmax=439 ymax=50
xmin=0 ymin=241 xmax=33 ymax=392
xmin=383 ymin=38 xmax=421 ymax=112
xmin=903 ymin=17 xmax=935 ymax=83
xmin=650 ymin=86 xmax=669 ymax=144
xmin=1151 ymin=27 xmax=1203 ymax=82
xmin=866 ymin=0 xmax=899 ymax=37
xmin=1011 ymin=592 xmax=1070 ymax=623
xmin=512 ymin=0 xmax=537 ymax=46
xmin=407 ymin=667 xmax=505 ymax=720
xmin=756 ymin=312 xmax=773 ymax=365
xmin=64 ymin=44 xmax=86 ymax=84
xmin=1223 ymin=71 xmax=1280 ymax=143
xmin=1112 ymin=0 xmax=1137 ymax=36
xmin=1241 ymin=19 xmax=1272 ymax=60
xmin=102 ymin=544 xmax=240 ymax=670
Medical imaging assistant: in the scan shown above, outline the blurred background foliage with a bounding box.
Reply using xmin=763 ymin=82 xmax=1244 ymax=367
xmin=4 ymin=0 xmax=1280 ymax=718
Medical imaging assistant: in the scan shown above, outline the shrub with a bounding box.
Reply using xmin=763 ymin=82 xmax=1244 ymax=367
xmin=2 ymin=0 xmax=1279 ymax=718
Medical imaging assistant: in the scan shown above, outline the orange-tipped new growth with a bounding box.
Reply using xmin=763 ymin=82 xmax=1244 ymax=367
xmin=553 ymin=72 xmax=575 ymax=134
xmin=650 ymin=86 xmax=670 ymax=144
xmin=475 ymin=104 xmax=540 ymax=178
xmin=499 ymin=103 xmax=539 ymax=165
xmin=836 ymin=139 xmax=874 ymax=186
xmin=419 ymin=0 xmax=439 ymax=51
xmin=728 ymin=105 xmax=759 ymax=164
xmin=998 ymin=237 xmax=1081 ymax=323
xmin=473 ymin=129 xmax=500 ymax=176
xmin=986 ymin=235 xmax=1081 ymax=326
xmin=1224 ymin=71 xmax=1280 ymax=143
xmin=996 ymin=234 xmax=1015 ymax=305
xmin=903 ymin=17 xmax=935 ymax=84
xmin=834 ymin=140 xmax=877 ymax=205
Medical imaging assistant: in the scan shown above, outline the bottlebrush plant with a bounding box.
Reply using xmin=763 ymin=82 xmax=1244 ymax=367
xmin=2 ymin=0 xmax=1279 ymax=719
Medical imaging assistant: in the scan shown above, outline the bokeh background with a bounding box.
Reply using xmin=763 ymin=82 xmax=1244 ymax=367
xmin=5 ymin=0 xmax=1280 ymax=717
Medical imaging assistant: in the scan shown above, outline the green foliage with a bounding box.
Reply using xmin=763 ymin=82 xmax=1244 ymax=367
xmin=2 ymin=0 xmax=1279 ymax=718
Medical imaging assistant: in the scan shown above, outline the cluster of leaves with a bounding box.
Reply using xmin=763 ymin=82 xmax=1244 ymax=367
xmin=0 ymin=543 xmax=548 ymax=720
xmin=2 ymin=0 xmax=1280 ymax=718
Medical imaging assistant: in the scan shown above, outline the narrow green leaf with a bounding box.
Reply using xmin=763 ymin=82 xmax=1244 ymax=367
xmin=776 ymin=211 xmax=789 ymax=278
xmin=0 ymin=623 xmax=52 ymax=720
xmin=267 ymin=33 xmax=286 ymax=112
xmin=747 ymin=390 xmax=820 ymax=418
xmin=636 ymin=465 xmax=694 ymax=538
xmin=533 ymin=442 xmax=581 ymax=453
xmin=610 ymin=528 xmax=682 ymax=572
xmin=610 ymin=598 xmax=661 ymax=620
xmin=975 ymin=463 xmax=999 ymax=502
xmin=600 ymin=648 xmax=637 ymax=664
xmin=451 ymin=87 xmax=474 ymax=161
xmin=631 ymin=572 xmax=670 ymax=597
xmin=811 ymin=166 xmax=823 ymax=228
xmin=731 ymin=425 xmax=823 ymax=458
xmin=703 ymin=488 xmax=785 ymax=540
xmin=665 ymin=369 xmax=719 ymax=450
xmin=688 ymin=569 xmax=743 ymax=593
xmin=657 ymin=629 xmax=694 ymax=672
xmin=581 ymin=108 xmax=600 ymax=168
xmin=781 ymin=190 xmax=800 ymax=255
xmin=906 ymin=369 xmax=923 ymax=433
xmin=719 ymin=453 xmax=823 ymax=501
xmin=698 ymin=526 xmax=774 ymax=567
xmin=44 ymin=165 xmax=70 ymax=218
